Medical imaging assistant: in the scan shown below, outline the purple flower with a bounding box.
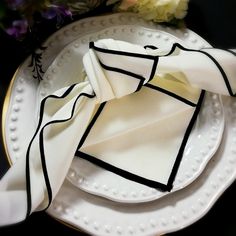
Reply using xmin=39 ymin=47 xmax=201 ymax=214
xmin=5 ymin=19 xmax=28 ymax=38
xmin=41 ymin=5 xmax=72 ymax=26
xmin=6 ymin=0 xmax=25 ymax=10
xmin=41 ymin=8 xmax=58 ymax=20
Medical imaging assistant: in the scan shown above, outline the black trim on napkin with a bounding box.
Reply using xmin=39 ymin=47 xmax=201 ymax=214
xmin=164 ymin=43 xmax=236 ymax=97
xmin=90 ymin=41 xmax=159 ymax=85
xmin=144 ymin=83 xmax=197 ymax=107
xmin=75 ymin=87 xmax=205 ymax=191
xmin=25 ymin=84 xmax=95 ymax=216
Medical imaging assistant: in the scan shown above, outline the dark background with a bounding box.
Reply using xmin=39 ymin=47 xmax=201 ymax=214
xmin=0 ymin=0 xmax=236 ymax=235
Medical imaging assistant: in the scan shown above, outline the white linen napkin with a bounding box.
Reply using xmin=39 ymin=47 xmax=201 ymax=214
xmin=0 ymin=38 xmax=235 ymax=226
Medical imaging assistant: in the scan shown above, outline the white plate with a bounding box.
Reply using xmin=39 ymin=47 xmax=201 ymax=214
xmin=3 ymin=13 xmax=234 ymax=235
xmin=36 ymin=24 xmax=224 ymax=203
xmin=68 ymin=91 xmax=224 ymax=203
xmin=4 ymin=14 xmax=224 ymax=204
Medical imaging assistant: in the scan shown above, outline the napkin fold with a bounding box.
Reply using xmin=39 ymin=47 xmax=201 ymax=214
xmin=0 ymin=38 xmax=235 ymax=226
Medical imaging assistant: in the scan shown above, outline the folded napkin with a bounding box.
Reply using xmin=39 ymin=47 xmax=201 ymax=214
xmin=0 ymin=38 xmax=235 ymax=226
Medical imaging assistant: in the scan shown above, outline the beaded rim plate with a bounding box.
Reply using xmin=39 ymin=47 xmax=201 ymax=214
xmin=36 ymin=24 xmax=224 ymax=203
xmin=3 ymin=13 xmax=224 ymax=203
xmin=2 ymin=13 xmax=235 ymax=236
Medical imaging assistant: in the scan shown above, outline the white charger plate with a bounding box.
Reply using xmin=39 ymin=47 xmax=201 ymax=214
xmin=2 ymin=13 xmax=234 ymax=235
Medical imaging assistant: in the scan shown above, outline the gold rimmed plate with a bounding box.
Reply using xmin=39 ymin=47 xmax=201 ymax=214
xmin=1 ymin=13 xmax=235 ymax=236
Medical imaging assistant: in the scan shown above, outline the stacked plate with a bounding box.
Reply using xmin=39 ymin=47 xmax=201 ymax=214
xmin=3 ymin=13 xmax=236 ymax=236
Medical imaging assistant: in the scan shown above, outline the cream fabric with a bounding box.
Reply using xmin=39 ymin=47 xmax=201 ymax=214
xmin=79 ymin=86 xmax=198 ymax=184
xmin=0 ymin=39 xmax=235 ymax=226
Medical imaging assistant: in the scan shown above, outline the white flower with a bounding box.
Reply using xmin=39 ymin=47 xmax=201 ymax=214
xmin=117 ymin=0 xmax=189 ymax=22
xmin=174 ymin=0 xmax=189 ymax=19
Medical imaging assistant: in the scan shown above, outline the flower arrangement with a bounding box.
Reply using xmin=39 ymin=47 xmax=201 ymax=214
xmin=0 ymin=0 xmax=189 ymax=40
xmin=116 ymin=0 xmax=189 ymax=23
xmin=0 ymin=0 xmax=189 ymax=82
xmin=0 ymin=0 xmax=106 ymax=40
